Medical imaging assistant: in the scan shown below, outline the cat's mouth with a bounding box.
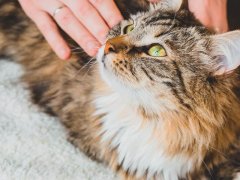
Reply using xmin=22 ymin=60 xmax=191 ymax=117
xmin=96 ymin=45 xmax=106 ymax=64
xmin=96 ymin=45 xmax=112 ymax=71
xmin=97 ymin=44 xmax=116 ymax=69
xmin=97 ymin=45 xmax=127 ymax=72
xmin=96 ymin=44 xmax=139 ymax=87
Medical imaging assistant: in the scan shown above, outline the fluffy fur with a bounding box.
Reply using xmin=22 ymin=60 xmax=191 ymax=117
xmin=0 ymin=0 xmax=239 ymax=179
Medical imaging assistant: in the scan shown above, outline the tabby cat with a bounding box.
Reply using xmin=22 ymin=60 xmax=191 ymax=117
xmin=0 ymin=0 xmax=239 ymax=179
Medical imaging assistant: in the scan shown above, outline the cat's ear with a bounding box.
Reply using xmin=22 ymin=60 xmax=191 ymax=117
xmin=151 ymin=0 xmax=187 ymax=12
xmin=211 ymin=30 xmax=240 ymax=75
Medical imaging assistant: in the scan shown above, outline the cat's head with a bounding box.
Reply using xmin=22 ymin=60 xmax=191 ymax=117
xmin=97 ymin=0 xmax=240 ymax=114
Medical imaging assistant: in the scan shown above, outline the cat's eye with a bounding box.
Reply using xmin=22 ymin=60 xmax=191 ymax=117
xmin=123 ymin=24 xmax=134 ymax=34
xmin=148 ymin=45 xmax=167 ymax=57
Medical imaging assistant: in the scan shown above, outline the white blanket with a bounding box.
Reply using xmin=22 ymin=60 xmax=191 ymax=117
xmin=0 ymin=60 xmax=116 ymax=180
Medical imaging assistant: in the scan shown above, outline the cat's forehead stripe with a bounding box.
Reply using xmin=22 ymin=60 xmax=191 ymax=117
xmin=143 ymin=14 xmax=176 ymax=26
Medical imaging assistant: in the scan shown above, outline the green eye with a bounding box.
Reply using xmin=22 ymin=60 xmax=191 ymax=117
xmin=148 ymin=45 xmax=167 ymax=57
xmin=124 ymin=24 xmax=134 ymax=34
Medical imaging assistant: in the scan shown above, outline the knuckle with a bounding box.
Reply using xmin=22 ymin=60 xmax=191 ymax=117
xmin=50 ymin=36 xmax=62 ymax=47
xmin=86 ymin=48 xmax=97 ymax=56
xmin=76 ymin=40 xmax=84 ymax=47
xmin=76 ymin=37 xmax=89 ymax=46
xmin=109 ymin=16 xmax=122 ymax=27
xmin=96 ymin=29 xmax=107 ymax=39
xmin=78 ymin=5 xmax=91 ymax=16
xmin=89 ymin=0 xmax=104 ymax=6
xmin=37 ymin=21 xmax=58 ymax=41
xmin=38 ymin=22 xmax=52 ymax=32
xmin=57 ymin=10 xmax=72 ymax=25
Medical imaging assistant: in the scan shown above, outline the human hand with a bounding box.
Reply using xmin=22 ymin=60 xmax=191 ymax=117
xmin=188 ymin=0 xmax=228 ymax=33
xmin=148 ymin=0 xmax=229 ymax=33
xmin=19 ymin=0 xmax=123 ymax=59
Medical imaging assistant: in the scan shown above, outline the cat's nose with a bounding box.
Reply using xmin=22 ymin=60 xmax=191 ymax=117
xmin=104 ymin=42 xmax=116 ymax=54
xmin=104 ymin=36 xmax=130 ymax=54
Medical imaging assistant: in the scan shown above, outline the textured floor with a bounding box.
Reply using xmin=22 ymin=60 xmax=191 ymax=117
xmin=0 ymin=60 xmax=116 ymax=180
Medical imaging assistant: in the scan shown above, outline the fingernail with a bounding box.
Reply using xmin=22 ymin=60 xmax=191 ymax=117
xmin=110 ymin=17 xmax=123 ymax=28
xmin=87 ymin=42 xmax=100 ymax=51
xmin=86 ymin=42 xmax=100 ymax=56
xmin=59 ymin=48 xmax=70 ymax=60
xmin=100 ymin=36 xmax=107 ymax=44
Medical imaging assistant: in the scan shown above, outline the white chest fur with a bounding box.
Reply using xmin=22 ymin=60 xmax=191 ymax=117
xmin=94 ymin=92 xmax=194 ymax=180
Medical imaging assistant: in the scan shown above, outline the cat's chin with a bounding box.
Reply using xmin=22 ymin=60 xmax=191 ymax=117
xmin=96 ymin=45 xmax=136 ymax=89
xmin=96 ymin=45 xmax=105 ymax=64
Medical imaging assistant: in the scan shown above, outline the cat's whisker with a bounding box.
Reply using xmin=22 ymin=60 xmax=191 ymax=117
xmin=70 ymin=57 xmax=96 ymax=80
xmin=82 ymin=61 xmax=98 ymax=79
xmin=71 ymin=49 xmax=83 ymax=52
xmin=209 ymin=146 xmax=228 ymax=158
xmin=202 ymin=160 xmax=213 ymax=179
xmin=67 ymin=42 xmax=79 ymax=48
xmin=71 ymin=51 xmax=87 ymax=55
xmin=70 ymin=47 xmax=82 ymax=51
xmin=209 ymin=146 xmax=240 ymax=165
xmin=73 ymin=61 xmax=97 ymax=81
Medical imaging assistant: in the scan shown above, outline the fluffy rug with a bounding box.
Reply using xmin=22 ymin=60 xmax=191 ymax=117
xmin=0 ymin=60 xmax=116 ymax=180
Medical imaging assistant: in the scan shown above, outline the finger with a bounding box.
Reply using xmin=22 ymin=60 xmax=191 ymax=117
xmin=19 ymin=0 xmax=70 ymax=59
xmin=209 ymin=1 xmax=228 ymax=33
xmin=89 ymin=0 xmax=123 ymax=28
xmin=188 ymin=0 xmax=228 ymax=33
xmin=61 ymin=0 xmax=109 ymax=43
xmin=53 ymin=7 xmax=101 ymax=56
xmin=34 ymin=12 xmax=71 ymax=59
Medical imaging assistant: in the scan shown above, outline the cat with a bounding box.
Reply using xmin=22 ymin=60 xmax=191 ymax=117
xmin=0 ymin=0 xmax=240 ymax=179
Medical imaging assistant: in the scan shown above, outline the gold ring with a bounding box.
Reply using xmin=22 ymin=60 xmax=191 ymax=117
xmin=52 ymin=6 xmax=65 ymax=18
